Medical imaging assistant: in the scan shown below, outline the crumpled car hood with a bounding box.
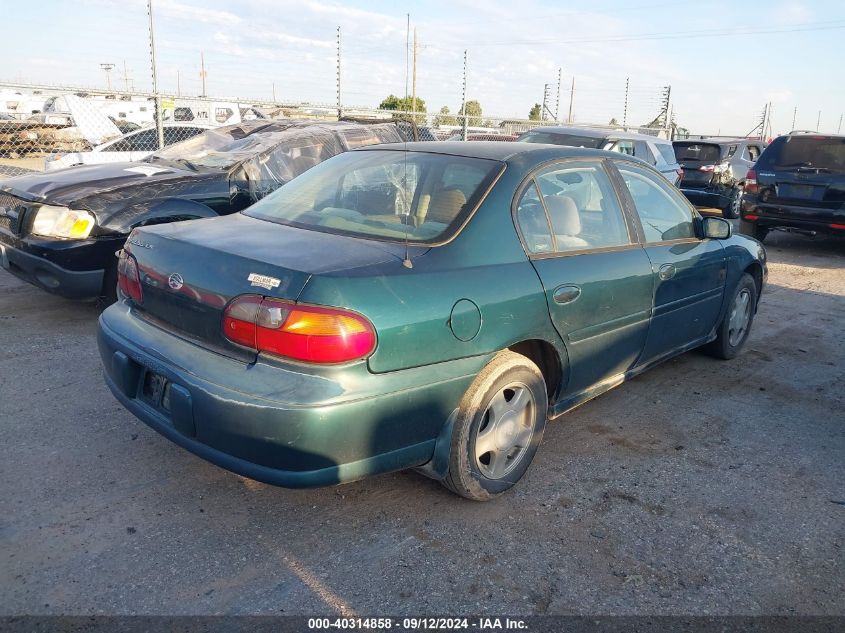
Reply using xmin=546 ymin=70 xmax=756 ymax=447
xmin=1 ymin=161 xmax=225 ymax=217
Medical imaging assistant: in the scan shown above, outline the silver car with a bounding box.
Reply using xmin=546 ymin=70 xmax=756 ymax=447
xmin=517 ymin=126 xmax=682 ymax=185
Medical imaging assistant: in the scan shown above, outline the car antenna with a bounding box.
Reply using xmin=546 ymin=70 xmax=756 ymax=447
xmin=401 ymin=12 xmax=413 ymax=269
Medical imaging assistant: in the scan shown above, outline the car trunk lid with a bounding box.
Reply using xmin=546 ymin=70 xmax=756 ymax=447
xmin=124 ymin=213 xmax=410 ymax=361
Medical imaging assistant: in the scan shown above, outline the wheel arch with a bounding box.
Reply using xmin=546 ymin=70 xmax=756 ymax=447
xmin=744 ymin=261 xmax=764 ymax=309
xmin=507 ymin=338 xmax=565 ymax=403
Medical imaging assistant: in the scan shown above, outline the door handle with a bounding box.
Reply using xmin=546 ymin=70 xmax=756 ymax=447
xmin=553 ymin=284 xmax=581 ymax=305
xmin=658 ymin=263 xmax=676 ymax=281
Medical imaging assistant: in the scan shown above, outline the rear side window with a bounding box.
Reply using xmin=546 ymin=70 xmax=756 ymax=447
xmin=611 ymin=140 xmax=635 ymax=156
xmin=655 ymin=143 xmax=677 ymax=165
xmin=673 ymin=142 xmax=721 ymax=164
xmin=757 ymin=135 xmax=845 ymax=173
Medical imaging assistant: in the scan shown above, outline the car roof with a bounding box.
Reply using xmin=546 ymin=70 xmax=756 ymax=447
xmin=357 ymin=140 xmax=629 ymax=163
xmin=523 ymin=125 xmax=671 ymax=143
xmin=673 ymin=137 xmax=749 ymax=145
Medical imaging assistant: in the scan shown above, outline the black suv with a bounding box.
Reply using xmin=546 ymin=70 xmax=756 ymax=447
xmin=673 ymin=138 xmax=765 ymax=218
xmin=740 ymin=133 xmax=845 ymax=242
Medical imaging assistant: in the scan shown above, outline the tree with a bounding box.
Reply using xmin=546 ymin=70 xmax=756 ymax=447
xmin=608 ymin=117 xmax=619 ymax=127
xmin=458 ymin=100 xmax=482 ymax=127
xmin=434 ymin=105 xmax=456 ymax=126
xmin=529 ymin=104 xmax=542 ymax=121
xmin=379 ymin=94 xmax=426 ymax=113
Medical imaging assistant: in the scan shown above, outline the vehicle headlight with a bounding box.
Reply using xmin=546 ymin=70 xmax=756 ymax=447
xmin=31 ymin=206 xmax=96 ymax=239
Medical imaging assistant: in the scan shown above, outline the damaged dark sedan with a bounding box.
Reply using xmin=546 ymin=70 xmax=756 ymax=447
xmin=0 ymin=120 xmax=403 ymax=301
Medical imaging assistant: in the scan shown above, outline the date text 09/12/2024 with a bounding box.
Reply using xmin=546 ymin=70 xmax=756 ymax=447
xmin=307 ymin=617 xmax=528 ymax=630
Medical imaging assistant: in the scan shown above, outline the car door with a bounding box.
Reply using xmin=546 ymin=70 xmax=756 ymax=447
xmin=513 ymin=159 xmax=654 ymax=394
xmin=611 ymin=160 xmax=726 ymax=363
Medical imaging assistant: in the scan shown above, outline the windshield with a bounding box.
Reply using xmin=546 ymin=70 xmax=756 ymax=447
xmin=757 ymin=135 xmax=845 ymax=172
xmin=672 ymin=142 xmax=722 ymax=163
xmin=244 ymin=150 xmax=503 ymax=244
xmin=517 ymin=131 xmax=605 ymax=149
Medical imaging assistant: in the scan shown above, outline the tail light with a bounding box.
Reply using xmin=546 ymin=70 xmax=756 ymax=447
xmin=699 ymin=164 xmax=716 ymax=172
xmin=745 ymin=169 xmax=758 ymax=194
xmin=676 ymin=168 xmax=684 ymax=181
xmin=117 ymin=250 xmax=143 ymax=303
xmin=223 ymin=295 xmax=376 ymax=364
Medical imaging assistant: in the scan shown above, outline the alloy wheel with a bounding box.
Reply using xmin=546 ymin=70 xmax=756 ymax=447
xmin=474 ymin=383 xmax=535 ymax=479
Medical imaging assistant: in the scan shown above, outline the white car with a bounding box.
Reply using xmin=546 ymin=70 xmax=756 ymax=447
xmin=44 ymin=122 xmax=213 ymax=171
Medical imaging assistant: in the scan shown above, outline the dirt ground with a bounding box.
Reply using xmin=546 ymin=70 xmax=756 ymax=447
xmin=1 ymin=227 xmax=843 ymax=616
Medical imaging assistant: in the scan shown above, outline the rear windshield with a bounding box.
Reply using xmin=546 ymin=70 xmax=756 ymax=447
xmin=757 ymin=135 xmax=845 ymax=173
xmin=517 ymin=131 xmax=605 ymax=149
xmin=672 ymin=142 xmax=722 ymax=163
xmin=655 ymin=143 xmax=677 ymax=165
xmin=243 ymin=149 xmax=503 ymax=244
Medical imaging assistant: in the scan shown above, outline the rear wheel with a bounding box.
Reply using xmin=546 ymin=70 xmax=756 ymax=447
xmin=739 ymin=219 xmax=768 ymax=242
xmin=442 ymin=351 xmax=548 ymax=501
xmin=706 ymin=273 xmax=757 ymax=360
xmin=725 ymin=185 xmax=743 ymax=219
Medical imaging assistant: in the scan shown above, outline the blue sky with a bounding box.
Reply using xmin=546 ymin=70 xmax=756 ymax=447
xmin=3 ymin=0 xmax=844 ymax=134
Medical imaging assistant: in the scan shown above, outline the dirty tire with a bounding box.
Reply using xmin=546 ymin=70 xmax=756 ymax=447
xmin=739 ymin=219 xmax=768 ymax=242
xmin=706 ymin=273 xmax=757 ymax=360
xmin=442 ymin=350 xmax=548 ymax=501
xmin=725 ymin=186 xmax=743 ymax=219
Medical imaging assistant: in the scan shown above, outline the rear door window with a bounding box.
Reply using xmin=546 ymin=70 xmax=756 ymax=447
xmin=516 ymin=160 xmax=631 ymax=253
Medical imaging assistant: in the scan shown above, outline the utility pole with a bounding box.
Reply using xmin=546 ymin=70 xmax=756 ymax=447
xmin=412 ymin=27 xmax=418 ymax=119
xmin=838 ymin=113 xmax=843 ymax=134
xmin=567 ymin=76 xmax=574 ymax=124
xmin=272 ymin=82 xmax=276 ymax=103
xmin=199 ymin=52 xmax=207 ymax=98
xmin=817 ymin=110 xmax=821 ymax=132
xmin=100 ymin=63 xmax=115 ymax=91
xmin=122 ymin=61 xmax=131 ymax=93
xmin=623 ymin=77 xmax=629 ymax=128
xmin=176 ymin=69 xmax=181 ymax=97
xmin=146 ymin=0 xmax=164 ymax=149
xmin=461 ymin=50 xmax=468 ymax=140
xmin=336 ymin=26 xmax=342 ymax=118
xmin=792 ymin=106 xmax=797 ymax=130
xmin=555 ymin=67 xmax=562 ymax=122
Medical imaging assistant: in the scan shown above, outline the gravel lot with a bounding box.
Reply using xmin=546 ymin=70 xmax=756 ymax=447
xmin=1 ymin=227 xmax=843 ymax=616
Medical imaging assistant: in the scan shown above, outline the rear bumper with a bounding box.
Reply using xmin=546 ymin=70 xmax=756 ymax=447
xmin=741 ymin=199 xmax=845 ymax=234
xmin=98 ymin=302 xmax=488 ymax=488
xmin=0 ymin=234 xmax=111 ymax=299
xmin=680 ymin=186 xmax=732 ymax=209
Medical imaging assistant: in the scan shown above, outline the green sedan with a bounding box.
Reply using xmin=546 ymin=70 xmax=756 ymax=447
xmin=98 ymin=142 xmax=767 ymax=500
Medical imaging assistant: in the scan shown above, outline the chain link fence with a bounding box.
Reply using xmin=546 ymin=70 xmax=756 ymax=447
xmin=0 ymin=80 xmax=676 ymax=181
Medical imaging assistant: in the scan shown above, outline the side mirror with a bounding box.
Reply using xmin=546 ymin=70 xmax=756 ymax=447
xmin=701 ymin=216 xmax=732 ymax=239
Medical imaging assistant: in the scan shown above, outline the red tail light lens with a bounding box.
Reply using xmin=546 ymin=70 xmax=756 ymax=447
xmin=745 ymin=169 xmax=758 ymax=194
xmin=117 ymin=250 xmax=143 ymax=303
xmin=223 ymin=295 xmax=376 ymax=364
